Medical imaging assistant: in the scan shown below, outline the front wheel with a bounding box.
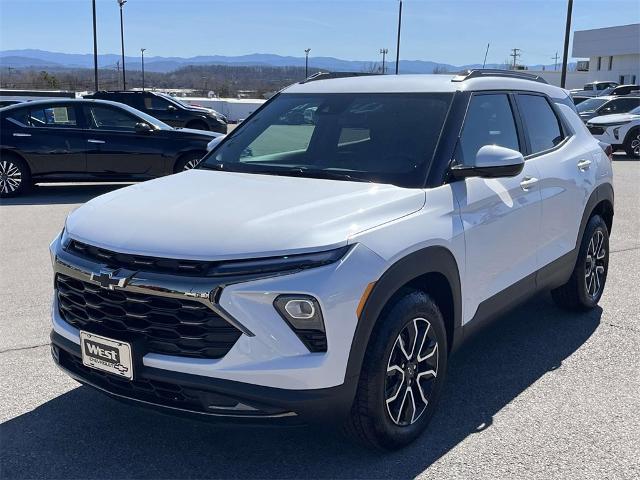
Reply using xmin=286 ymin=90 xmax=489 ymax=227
xmin=623 ymin=128 xmax=640 ymax=159
xmin=174 ymin=152 xmax=204 ymax=173
xmin=551 ymin=215 xmax=609 ymax=310
xmin=344 ymin=289 xmax=448 ymax=450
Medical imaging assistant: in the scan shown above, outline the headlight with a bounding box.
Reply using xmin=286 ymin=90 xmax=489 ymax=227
xmin=208 ymin=246 xmax=350 ymax=277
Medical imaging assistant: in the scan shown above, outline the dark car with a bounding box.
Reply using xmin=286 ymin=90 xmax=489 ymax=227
xmin=576 ymin=95 xmax=640 ymax=122
xmin=0 ymin=99 xmax=220 ymax=197
xmin=84 ymin=91 xmax=227 ymax=133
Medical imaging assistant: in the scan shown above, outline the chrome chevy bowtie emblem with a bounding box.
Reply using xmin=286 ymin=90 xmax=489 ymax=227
xmin=90 ymin=269 xmax=130 ymax=290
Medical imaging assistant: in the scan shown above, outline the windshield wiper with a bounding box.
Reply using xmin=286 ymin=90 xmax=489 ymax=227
xmin=285 ymin=167 xmax=373 ymax=183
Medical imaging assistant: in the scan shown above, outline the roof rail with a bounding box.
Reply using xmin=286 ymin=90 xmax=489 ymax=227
xmin=300 ymin=72 xmax=378 ymax=84
xmin=452 ymin=69 xmax=548 ymax=84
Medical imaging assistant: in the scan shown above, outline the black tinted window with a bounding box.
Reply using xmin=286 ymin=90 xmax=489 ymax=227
xmin=204 ymin=93 xmax=452 ymax=188
xmin=3 ymin=108 xmax=30 ymax=126
xmin=144 ymin=96 xmax=173 ymax=111
xmin=459 ymin=94 xmax=519 ymax=164
xmin=85 ymin=105 xmax=138 ymax=131
xmin=599 ymin=97 xmax=640 ymax=114
xmin=518 ymin=94 xmax=563 ymax=154
xmin=29 ymin=105 xmax=77 ymax=128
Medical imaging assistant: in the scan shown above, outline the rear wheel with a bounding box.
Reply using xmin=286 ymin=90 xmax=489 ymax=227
xmin=623 ymin=127 xmax=640 ymax=158
xmin=174 ymin=152 xmax=205 ymax=173
xmin=343 ymin=289 xmax=448 ymax=450
xmin=0 ymin=153 xmax=31 ymax=198
xmin=551 ymin=215 xmax=609 ymax=310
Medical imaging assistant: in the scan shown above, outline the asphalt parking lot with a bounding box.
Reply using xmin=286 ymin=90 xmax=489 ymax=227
xmin=1 ymin=156 xmax=638 ymax=480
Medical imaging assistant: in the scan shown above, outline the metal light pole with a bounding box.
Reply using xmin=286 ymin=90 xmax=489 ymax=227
xmin=140 ymin=48 xmax=146 ymax=91
xmin=304 ymin=48 xmax=311 ymax=78
xmin=92 ymin=0 xmax=99 ymax=91
xmin=395 ymin=0 xmax=402 ymax=74
xmin=560 ymin=0 xmax=573 ymax=88
xmin=117 ymin=0 xmax=127 ymax=90
xmin=482 ymin=43 xmax=490 ymax=69
xmin=380 ymin=48 xmax=388 ymax=74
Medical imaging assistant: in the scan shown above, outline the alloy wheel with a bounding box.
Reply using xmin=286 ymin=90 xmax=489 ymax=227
xmin=183 ymin=159 xmax=200 ymax=170
xmin=631 ymin=133 xmax=640 ymax=157
xmin=385 ymin=317 xmax=439 ymax=426
xmin=585 ymin=230 xmax=607 ymax=299
xmin=0 ymin=160 xmax=22 ymax=195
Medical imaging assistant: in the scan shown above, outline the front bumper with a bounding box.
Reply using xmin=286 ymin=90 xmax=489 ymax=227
xmin=51 ymin=330 xmax=354 ymax=424
xmin=50 ymin=233 xmax=387 ymax=419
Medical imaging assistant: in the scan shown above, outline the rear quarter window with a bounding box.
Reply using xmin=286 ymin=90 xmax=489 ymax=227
xmin=517 ymin=94 xmax=564 ymax=154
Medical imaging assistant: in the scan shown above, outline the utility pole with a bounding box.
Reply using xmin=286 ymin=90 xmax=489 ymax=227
xmin=552 ymin=51 xmax=559 ymax=71
xmin=560 ymin=0 xmax=573 ymax=88
xmin=483 ymin=43 xmax=490 ymax=69
xmin=140 ymin=48 xmax=146 ymax=91
xmin=117 ymin=0 xmax=127 ymax=90
xmin=380 ymin=48 xmax=388 ymax=74
xmin=395 ymin=0 xmax=403 ymax=74
xmin=92 ymin=0 xmax=99 ymax=91
xmin=510 ymin=48 xmax=521 ymax=70
xmin=116 ymin=60 xmax=120 ymax=89
xmin=304 ymin=48 xmax=311 ymax=78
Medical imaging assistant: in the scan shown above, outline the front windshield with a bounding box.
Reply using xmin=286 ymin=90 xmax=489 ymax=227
xmin=200 ymin=92 xmax=452 ymax=188
xmin=577 ymin=97 xmax=608 ymax=113
xmin=630 ymin=106 xmax=640 ymax=115
xmin=158 ymin=93 xmax=189 ymax=108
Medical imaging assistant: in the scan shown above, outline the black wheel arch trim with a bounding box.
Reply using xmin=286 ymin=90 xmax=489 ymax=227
xmin=345 ymin=245 xmax=463 ymax=384
xmin=577 ymin=182 xmax=614 ymax=244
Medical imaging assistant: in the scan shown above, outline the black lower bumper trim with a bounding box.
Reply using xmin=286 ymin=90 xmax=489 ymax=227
xmin=51 ymin=330 xmax=356 ymax=425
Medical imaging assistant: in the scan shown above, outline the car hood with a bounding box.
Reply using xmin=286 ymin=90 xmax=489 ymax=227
xmin=65 ymin=170 xmax=426 ymax=260
xmin=588 ymin=113 xmax=640 ymax=125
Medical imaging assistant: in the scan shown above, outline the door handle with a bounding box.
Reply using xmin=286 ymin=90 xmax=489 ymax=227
xmin=87 ymin=139 xmax=105 ymax=144
xmin=577 ymin=159 xmax=592 ymax=171
xmin=13 ymin=133 xmax=31 ymax=137
xmin=520 ymin=177 xmax=539 ymax=191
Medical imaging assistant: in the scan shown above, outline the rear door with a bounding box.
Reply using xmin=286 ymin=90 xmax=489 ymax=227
xmin=8 ymin=103 xmax=86 ymax=175
xmin=452 ymin=93 xmax=542 ymax=320
xmin=516 ymin=93 xmax=596 ymax=267
xmin=82 ymin=103 xmax=165 ymax=176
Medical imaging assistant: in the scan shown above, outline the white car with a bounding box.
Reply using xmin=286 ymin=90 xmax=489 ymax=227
xmin=50 ymin=70 xmax=614 ymax=450
xmin=586 ymin=106 xmax=640 ymax=158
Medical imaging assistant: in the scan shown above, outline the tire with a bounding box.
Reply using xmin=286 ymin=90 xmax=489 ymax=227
xmin=185 ymin=120 xmax=209 ymax=131
xmin=0 ymin=153 xmax=31 ymax=198
xmin=623 ymin=127 xmax=640 ymax=159
xmin=343 ymin=289 xmax=448 ymax=450
xmin=551 ymin=215 xmax=609 ymax=311
xmin=174 ymin=152 xmax=205 ymax=173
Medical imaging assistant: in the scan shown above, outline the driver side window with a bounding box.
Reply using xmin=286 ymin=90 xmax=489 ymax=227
xmin=85 ymin=105 xmax=138 ymax=131
xmin=144 ymin=96 xmax=173 ymax=111
xmin=458 ymin=94 xmax=520 ymax=165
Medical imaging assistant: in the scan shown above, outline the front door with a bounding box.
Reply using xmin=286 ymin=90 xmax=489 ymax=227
xmin=82 ymin=104 xmax=164 ymax=176
xmin=451 ymin=93 xmax=542 ymax=323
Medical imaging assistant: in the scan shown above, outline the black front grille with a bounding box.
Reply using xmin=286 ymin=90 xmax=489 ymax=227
xmin=587 ymin=125 xmax=605 ymax=135
xmin=66 ymin=240 xmax=213 ymax=276
xmin=56 ymin=274 xmax=242 ymax=359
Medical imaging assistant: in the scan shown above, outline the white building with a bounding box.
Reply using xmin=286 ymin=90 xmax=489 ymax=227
xmin=572 ymin=23 xmax=640 ymax=85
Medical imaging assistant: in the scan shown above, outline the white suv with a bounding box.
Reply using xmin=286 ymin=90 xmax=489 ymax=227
xmin=50 ymin=70 xmax=614 ymax=450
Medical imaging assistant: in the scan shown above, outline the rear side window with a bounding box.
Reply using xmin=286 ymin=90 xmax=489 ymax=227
xmin=458 ymin=94 xmax=520 ymax=164
xmin=517 ymin=94 xmax=563 ymax=154
xmin=29 ymin=105 xmax=78 ymax=128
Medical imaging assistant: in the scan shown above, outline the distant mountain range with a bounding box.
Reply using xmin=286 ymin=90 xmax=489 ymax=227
xmin=0 ymin=49 xmax=568 ymax=74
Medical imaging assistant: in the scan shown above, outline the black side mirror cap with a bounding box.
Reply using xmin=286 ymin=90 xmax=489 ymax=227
xmin=134 ymin=122 xmax=153 ymax=134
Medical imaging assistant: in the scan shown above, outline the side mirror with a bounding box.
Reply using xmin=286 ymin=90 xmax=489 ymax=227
xmin=134 ymin=122 xmax=153 ymax=134
xmin=167 ymin=104 xmax=177 ymax=112
xmin=450 ymin=145 xmax=525 ymax=179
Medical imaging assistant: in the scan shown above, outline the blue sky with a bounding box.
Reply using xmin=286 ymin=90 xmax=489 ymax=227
xmin=1 ymin=0 xmax=638 ymax=65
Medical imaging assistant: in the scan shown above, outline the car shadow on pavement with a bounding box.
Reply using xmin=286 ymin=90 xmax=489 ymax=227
xmin=1 ymin=292 xmax=601 ymax=480
xmin=0 ymin=183 xmax=131 ymax=206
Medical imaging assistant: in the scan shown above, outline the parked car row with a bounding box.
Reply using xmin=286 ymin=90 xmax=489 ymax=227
xmin=586 ymin=106 xmax=640 ymax=158
xmin=0 ymin=98 xmax=222 ymax=197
